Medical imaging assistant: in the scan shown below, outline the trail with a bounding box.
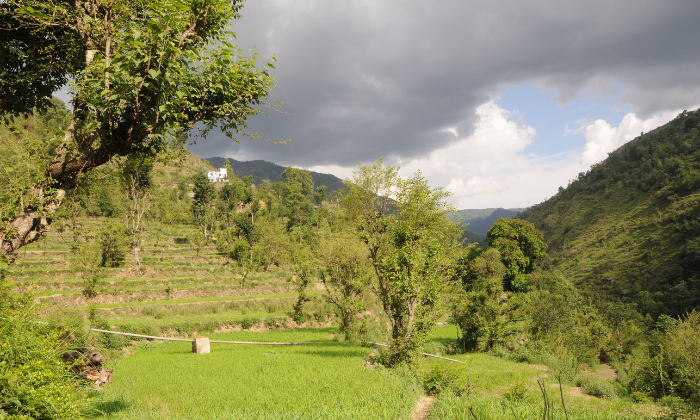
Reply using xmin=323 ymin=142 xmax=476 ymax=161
xmin=411 ymin=395 xmax=435 ymax=420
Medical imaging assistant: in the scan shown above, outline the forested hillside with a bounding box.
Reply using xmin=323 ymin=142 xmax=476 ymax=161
xmin=205 ymin=156 xmax=345 ymax=193
xmin=521 ymin=109 xmax=700 ymax=317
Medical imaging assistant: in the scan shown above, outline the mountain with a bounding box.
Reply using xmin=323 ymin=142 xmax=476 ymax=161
xmin=204 ymin=157 xmax=345 ymax=193
xmin=520 ymin=109 xmax=700 ymax=317
xmin=448 ymin=207 xmax=526 ymax=239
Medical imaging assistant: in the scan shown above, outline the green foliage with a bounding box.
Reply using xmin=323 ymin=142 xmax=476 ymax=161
xmin=291 ymin=261 xmax=314 ymax=324
xmin=503 ymin=381 xmax=531 ymax=402
xmin=318 ymin=230 xmax=374 ymax=342
xmin=187 ymin=230 xmax=206 ymax=255
xmin=98 ymin=224 xmax=128 ymax=268
xmin=577 ymin=375 xmax=618 ymax=400
xmin=192 ymin=172 xmax=215 ymax=212
xmin=453 ymin=248 xmax=514 ymax=351
xmin=0 ymin=3 xmax=82 ymax=117
xmin=281 ymin=167 xmax=314 ymax=195
xmin=344 ymin=159 xmax=459 ymax=366
xmin=521 ymin=109 xmax=700 ymax=316
xmin=313 ymin=185 xmax=328 ymax=205
xmin=486 ymin=218 xmax=547 ymax=291
xmin=82 ymin=273 xmax=101 ymax=299
xmin=240 ymin=317 xmax=259 ymax=330
xmin=0 ymin=97 xmax=69 ymax=226
xmin=630 ymin=311 xmax=700 ymax=408
xmin=0 ymin=280 xmax=89 ymax=419
xmin=1 ymin=0 xmax=277 ymax=264
xmin=277 ymin=177 xmax=316 ymax=230
xmin=423 ymin=363 xmax=463 ymax=396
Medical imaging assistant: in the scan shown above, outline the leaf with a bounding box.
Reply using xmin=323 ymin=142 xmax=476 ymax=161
xmin=148 ymin=69 xmax=161 ymax=78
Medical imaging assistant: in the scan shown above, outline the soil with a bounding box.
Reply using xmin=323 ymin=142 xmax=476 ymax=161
xmin=596 ymin=364 xmax=618 ymax=381
xmin=411 ymin=395 xmax=435 ymax=420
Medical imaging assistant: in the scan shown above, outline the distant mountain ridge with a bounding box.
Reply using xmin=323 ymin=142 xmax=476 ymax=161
xmin=204 ymin=157 xmax=345 ymax=193
xmin=448 ymin=207 xmax=526 ymax=238
xmin=203 ymin=156 xmax=527 ymax=244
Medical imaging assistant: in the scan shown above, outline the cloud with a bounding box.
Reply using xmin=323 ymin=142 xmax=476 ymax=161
xmin=190 ymin=0 xmax=700 ymax=169
xmin=367 ymin=101 xmax=582 ymax=208
xmin=580 ymin=111 xmax=682 ymax=166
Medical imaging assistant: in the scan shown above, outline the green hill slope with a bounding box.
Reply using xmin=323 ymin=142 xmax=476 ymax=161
xmin=521 ymin=110 xmax=700 ymax=317
xmin=205 ymin=156 xmax=345 ymax=193
xmin=448 ymin=208 xmax=525 ymax=243
xmin=449 ymin=208 xmax=526 ymax=236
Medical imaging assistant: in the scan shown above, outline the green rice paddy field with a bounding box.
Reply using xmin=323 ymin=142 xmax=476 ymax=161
xmin=10 ymin=220 xmax=660 ymax=419
xmin=89 ymin=327 xmax=656 ymax=420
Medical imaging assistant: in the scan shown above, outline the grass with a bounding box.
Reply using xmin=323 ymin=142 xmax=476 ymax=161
xmin=10 ymin=220 xmax=662 ymax=419
xmin=86 ymin=326 xmax=658 ymax=420
xmin=90 ymin=329 xmax=418 ymax=420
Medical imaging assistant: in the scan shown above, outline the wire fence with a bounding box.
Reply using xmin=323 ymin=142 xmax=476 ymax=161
xmin=88 ymin=327 xmax=465 ymax=363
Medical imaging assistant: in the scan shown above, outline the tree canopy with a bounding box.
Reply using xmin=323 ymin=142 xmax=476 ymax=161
xmin=0 ymin=0 xmax=275 ymax=261
xmin=486 ymin=218 xmax=547 ymax=291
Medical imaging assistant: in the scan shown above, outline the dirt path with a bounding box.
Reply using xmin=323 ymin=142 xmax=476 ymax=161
xmin=411 ymin=395 xmax=435 ymax=420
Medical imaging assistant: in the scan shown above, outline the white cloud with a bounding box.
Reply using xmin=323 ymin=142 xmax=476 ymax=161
xmin=390 ymin=101 xmax=585 ymax=208
xmin=580 ymin=111 xmax=682 ymax=166
xmin=304 ymin=103 xmax=694 ymax=210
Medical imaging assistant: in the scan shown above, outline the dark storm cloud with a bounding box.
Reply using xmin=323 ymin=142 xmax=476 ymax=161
xmin=190 ymin=0 xmax=700 ymax=167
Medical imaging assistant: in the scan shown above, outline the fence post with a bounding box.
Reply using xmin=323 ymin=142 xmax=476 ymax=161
xmin=192 ymin=336 xmax=210 ymax=354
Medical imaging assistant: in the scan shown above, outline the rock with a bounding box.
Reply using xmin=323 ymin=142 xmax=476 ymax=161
xmin=192 ymin=336 xmax=210 ymax=354
xmin=62 ymin=348 xmax=112 ymax=387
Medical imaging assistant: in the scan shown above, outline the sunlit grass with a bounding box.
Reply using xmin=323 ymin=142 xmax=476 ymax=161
xmin=92 ymin=329 xmax=417 ymax=420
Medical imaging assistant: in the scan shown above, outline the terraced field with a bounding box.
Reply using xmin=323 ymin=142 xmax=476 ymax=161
xmin=9 ymin=219 xmax=328 ymax=337
xmin=9 ymin=219 xmax=661 ymax=419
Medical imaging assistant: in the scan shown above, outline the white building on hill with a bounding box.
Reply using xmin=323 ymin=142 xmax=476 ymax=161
xmin=207 ymin=168 xmax=228 ymax=183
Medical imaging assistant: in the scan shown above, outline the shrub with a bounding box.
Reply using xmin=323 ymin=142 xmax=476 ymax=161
xmin=98 ymin=224 xmax=128 ymax=267
xmin=241 ymin=317 xmax=259 ymax=330
xmin=630 ymin=311 xmax=700 ymax=407
xmin=82 ymin=274 xmax=101 ymax=298
xmin=264 ymin=317 xmax=287 ymax=329
xmin=504 ymin=381 xmax=531 ymax=402
xmin=577 ymin=375 xmax=617 ymax=400
xmin=0 ymin=278 xmax=90 ymax=418
xmin=423 ymin=364 xmax=464 ymax=396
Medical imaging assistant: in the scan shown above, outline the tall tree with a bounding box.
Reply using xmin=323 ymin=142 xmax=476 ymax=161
xmin=344 ymin=159 xmax=459 ymax=366
xmin=191 ymin=171 xmax=215 ymax=243
xmin=0 ymin=0 xmax=275 ymax=263
xmin=486 ymin=218 xmax=547 ymax=291
xmin=281 ymin=167 xmax=314 ymax=195
xmin=120 ymin=153 xmax=153 ymax=270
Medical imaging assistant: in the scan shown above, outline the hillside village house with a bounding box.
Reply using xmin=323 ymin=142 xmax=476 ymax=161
xmin=207 ymin=168 xmax=228 ymax=182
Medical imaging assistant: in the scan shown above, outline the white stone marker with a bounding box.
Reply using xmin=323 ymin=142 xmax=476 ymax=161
xmin=192 ymin=336 xmax=211 ymax=354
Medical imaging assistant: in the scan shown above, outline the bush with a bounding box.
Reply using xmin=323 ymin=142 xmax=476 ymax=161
xmin=82 ymin=274 xmax=101 ymax=299
xmin=422 ymin=364 xmax=466 ymax=396
xmin=264 ymin=317 xmax=284 ymax=329
xmin=241 ymin=317 xmax=259 ymax=330
xmin=0 ymin=278 xmax=89 ymax=418
xmin=577 ymin=375 xmax=618 ymax=399
xmin=92 ymin=319 xmax=128 ymax=350
xmin=630 ymin=311 xmax=700 ymax=406
xmin=98 ymin=224 xmax=128 ymax=267
xmin=503 ymin=381 xmax=531 ymax=402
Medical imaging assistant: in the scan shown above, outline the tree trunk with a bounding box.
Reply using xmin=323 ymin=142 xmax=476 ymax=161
xmin=1 ymin=188 xmax=66 ymax=264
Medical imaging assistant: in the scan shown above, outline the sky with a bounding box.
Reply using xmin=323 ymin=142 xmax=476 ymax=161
xmin=57 ymin=0 xmax=700 ymax=209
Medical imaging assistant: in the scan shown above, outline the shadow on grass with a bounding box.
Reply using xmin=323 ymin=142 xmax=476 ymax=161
xmin=425 ymin=336 xmax=460 ymax=348
xmin=90 ymin=398 xmax=130 ymax=417
xmin=295 ymin=345 xmax=369 ymax=358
